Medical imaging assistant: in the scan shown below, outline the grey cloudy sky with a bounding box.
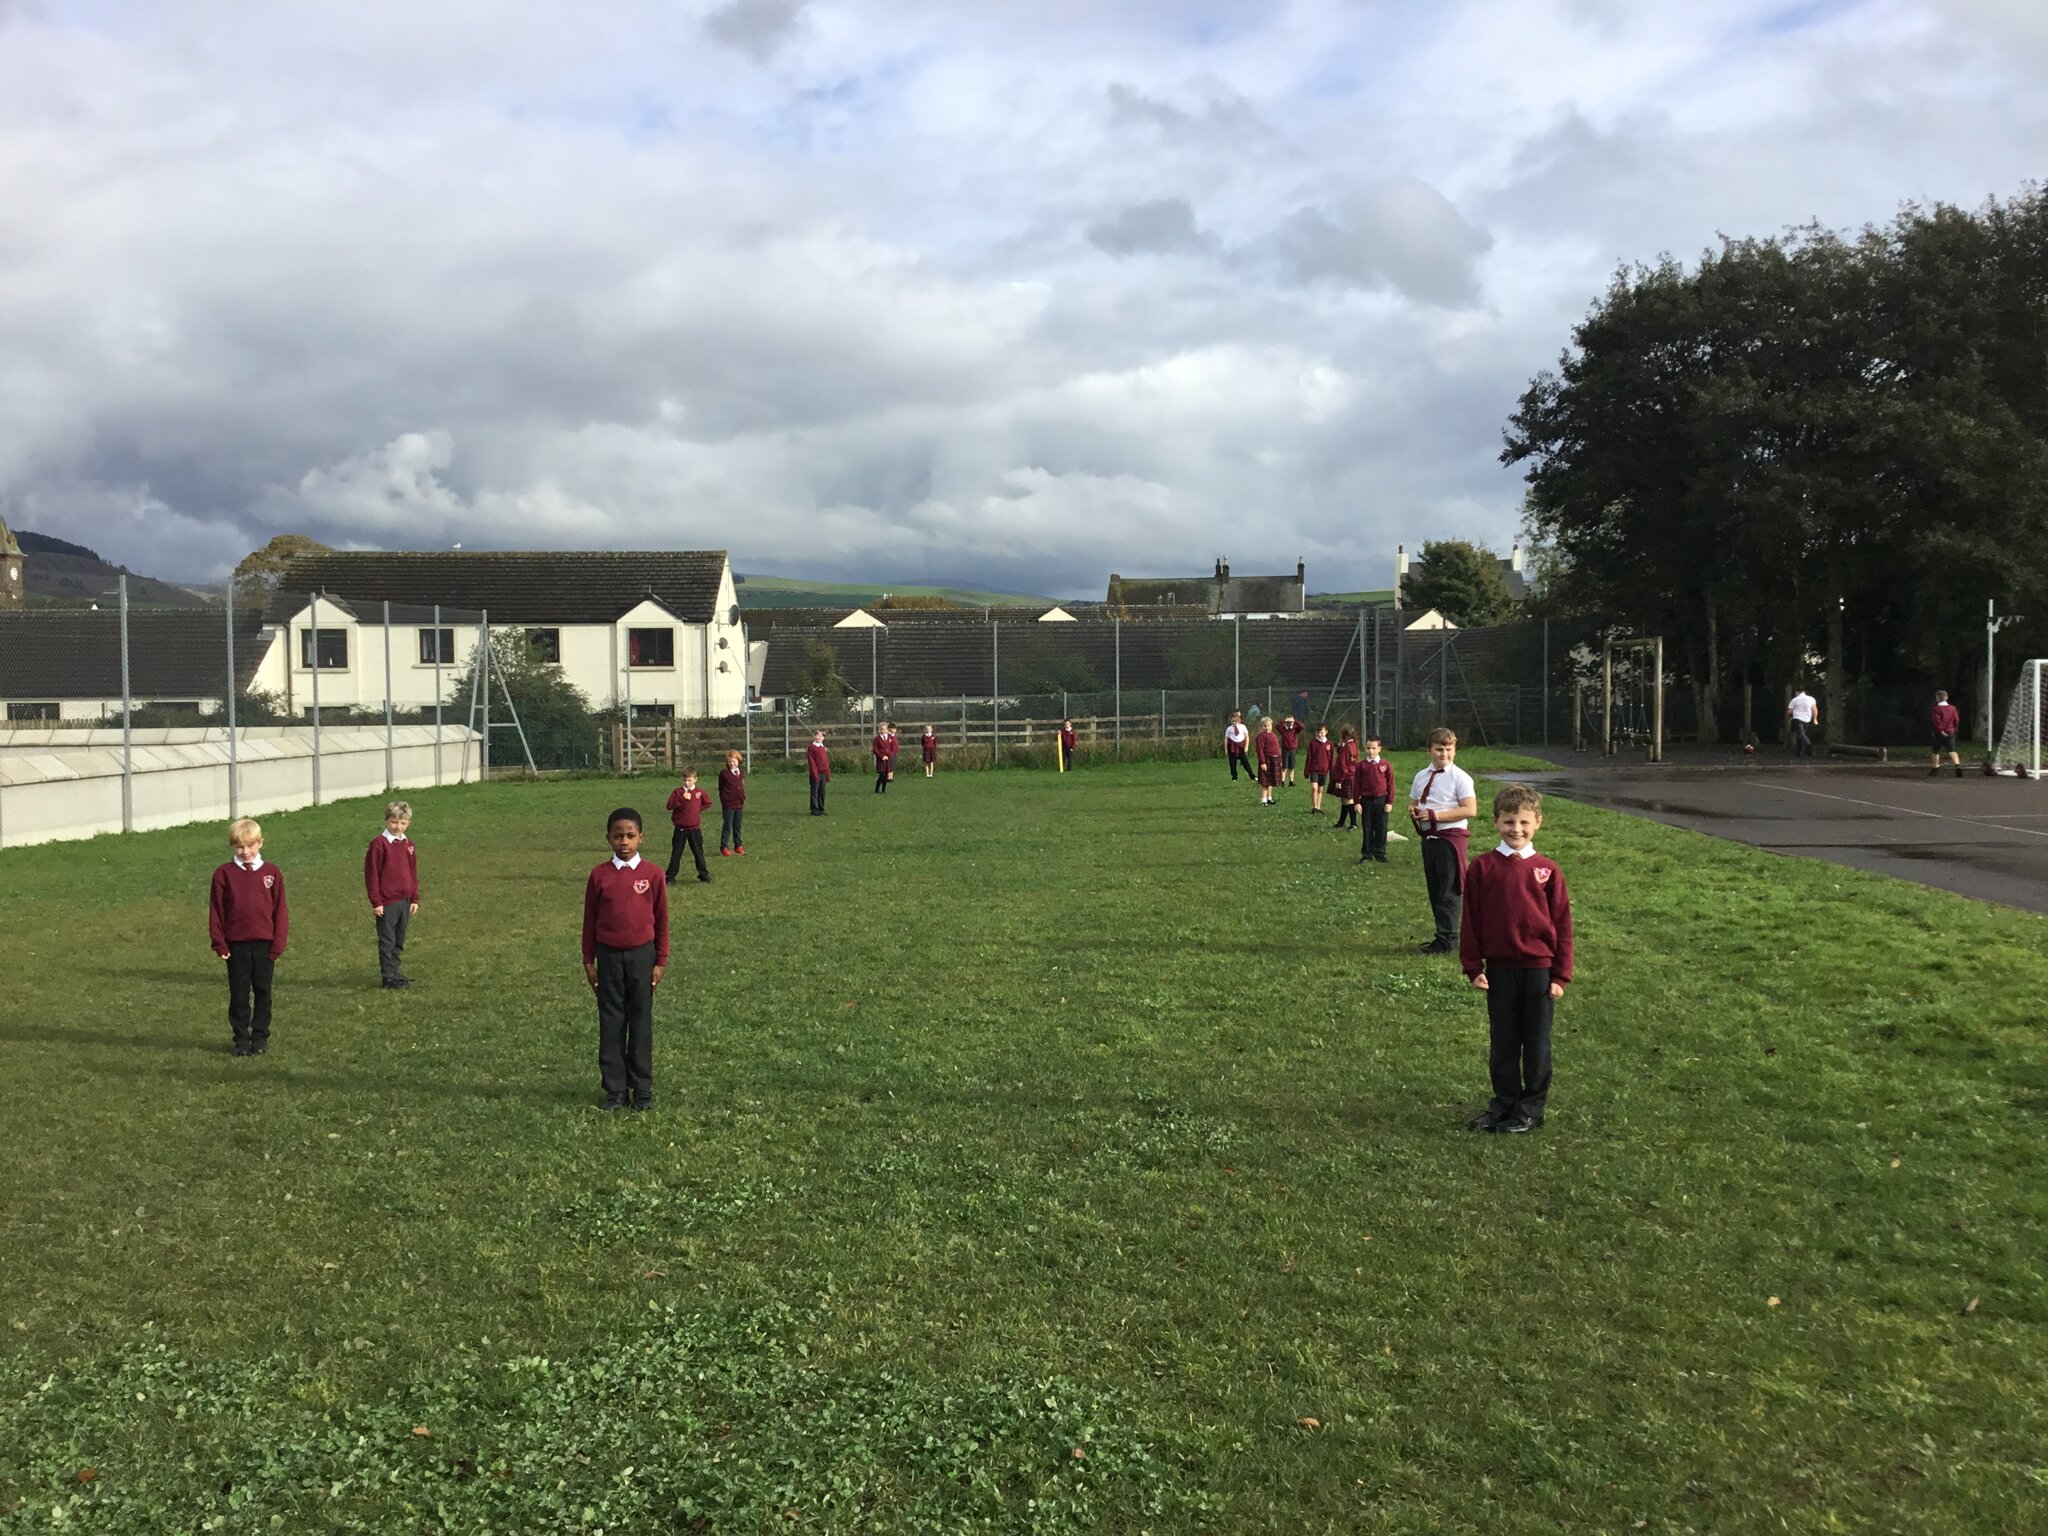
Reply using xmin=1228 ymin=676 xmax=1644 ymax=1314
xmin=1 ymin=0 xmax=2043 ymax=596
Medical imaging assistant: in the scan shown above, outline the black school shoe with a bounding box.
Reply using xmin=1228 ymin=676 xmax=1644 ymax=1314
xmin=1417 ymin=939 xmax=1456 ymax=955
xmin=630 ymin=1100 xmax=652 ymax=1112
xmin=1466 ymin=1108 xmax=1508 ymax=1132
xmin=600 ymin=1095 xmax=627 ymax=1111
xmin=231 ymin=1041 xmax=254 ymax=1057
xmin=1499 ymin=1112 xmax=1542 ymax=1134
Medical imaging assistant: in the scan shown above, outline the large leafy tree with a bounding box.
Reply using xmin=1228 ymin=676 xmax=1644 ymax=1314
xmin=232 ymin=533 xmax=332 ymax=610
xmin=1402 ymin=540 xmax=1515 ymax=627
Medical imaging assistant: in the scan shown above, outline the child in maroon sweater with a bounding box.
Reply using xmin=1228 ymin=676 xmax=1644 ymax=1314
xmin=364 ymin=800 xmax=420 ymax=990
xmin=1459 ymin=784 xmax=1574 ymax=1134
xmin=921 ymin=725 xmax=938 ymax=778
xmin=807 ymin=730 xmax=832 ymax=814
xmin=1304 ymin=725 xmax=1333 ymax=813
xmin=1254 ymin=719 xmax=1283 ymax=804
xmin=717 ymin=749 xmax=746 ymax=856
xmin=664 ymin=770 xmax=712 ymax=885
xmin=209 ymin=817 xmax=289 ymax=1056
xmin=582 ymin=807 xmax=670 ymax=1111
xmin=1355 ymin=736 xmax=1395 ymax=863
xmin=1278 ymin=715 xmax=1302 ymax=786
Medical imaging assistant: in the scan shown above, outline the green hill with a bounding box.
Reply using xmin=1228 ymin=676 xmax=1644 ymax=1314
xmin=735 ymin=574 xmax=1059 ymax=610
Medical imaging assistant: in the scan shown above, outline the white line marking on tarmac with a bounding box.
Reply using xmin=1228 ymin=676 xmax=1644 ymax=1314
xmin=1761 ymin=783 xmax=2048 ymax=840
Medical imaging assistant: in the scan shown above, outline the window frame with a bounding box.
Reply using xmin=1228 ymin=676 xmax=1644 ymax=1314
xmin=627 ymin=627 xmax=675 ymax=669
xmin=298 ymin=627 xmax=350 ymax=670
xmin=417 ymin=627 xmax=456 ymax=665
xmin=6 ymin=701 xmax=59 ymax=721
xmin=525 ymin=627 xmax=562 ymax=664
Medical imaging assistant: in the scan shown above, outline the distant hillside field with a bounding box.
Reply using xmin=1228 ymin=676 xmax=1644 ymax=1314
xmin=16 ymin=533 xmax=210 ymax=609
xmin=1309 ymin=589 xmax=1396 ymax=607
xmin=736 ymin=574 xmax=1057 ymax=609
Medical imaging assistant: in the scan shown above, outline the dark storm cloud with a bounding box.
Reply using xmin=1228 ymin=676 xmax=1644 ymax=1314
xmin=1086 ymin=197 xmax=1214 ymax=257
xmin=704 ymin=0 xmax=809 ymax=62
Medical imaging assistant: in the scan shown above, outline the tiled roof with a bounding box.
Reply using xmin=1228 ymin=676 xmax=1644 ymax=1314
xmin=268 ymin=551 xmax=730 ymax=625
xmin=269 ymin=594 xmax=485 ymax=627
xmin=0 ymin=608 xmax=267 ymax=701
xmin=1110 ymin=572 xmax=1305 ymax=615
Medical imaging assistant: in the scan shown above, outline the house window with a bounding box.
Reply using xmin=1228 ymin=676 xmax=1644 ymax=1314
xmin=629 ymin=703 xmax=674 ymax=722
xmin=526 ymin=627 xmax=561 ymax=664
xmin=153 ymin=702 xmax=201 ymax=713
xmin=299 ymin=628 xmax=349 ymax=669
xmin=628 ymin=628 xmax=674 ymax=668
xmin=418 ymin=627 xmax=455 ymax=664
xmin=7 ymin=702 xmax=58 ymax=721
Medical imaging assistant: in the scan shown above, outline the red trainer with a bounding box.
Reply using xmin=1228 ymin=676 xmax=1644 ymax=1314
xmin=721 ymin=848 xmax=733 ymax=858
xmin=735 ymin=845 xmax=746 ymax=855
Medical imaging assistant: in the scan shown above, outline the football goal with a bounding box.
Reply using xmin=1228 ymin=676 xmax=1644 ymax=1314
xmin=1991 ymin=659 xmax=2046 ymax=779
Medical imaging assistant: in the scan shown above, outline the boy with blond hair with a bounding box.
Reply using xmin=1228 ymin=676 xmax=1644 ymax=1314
xmin=1409 ymin=726 xmax=1478 ymax=953
xmin=364 ymin=800 xmax=420 ymax=989
xmin=1460 ymin=783 xmax=1574 ymax=1133
xmin=209 ymin=818 xmax=289 ymax=1055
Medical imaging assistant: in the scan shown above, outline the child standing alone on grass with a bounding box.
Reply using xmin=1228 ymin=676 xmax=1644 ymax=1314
xmin=807 ymin=730 xmax=832 ymax=814
xmin=1409 ymin=727 xmax=1478 ymax=953
xmin=1059 ymin=719 xmax=1078 ymax=771
xmin=1305 ymin=724 xmax=1333 ymax=813
xmin=1224 ymin=712 xmax=1251 ymax=781
xmin=664 ymin=770 xmax=712 ymax=885
xmin=209 ymin=818 xmax=288 ymax=1056
xmin=873 ymin=722 xmax=898 ymax=793
xmin=1357 ymin=736 xmax=1394 ymax=863
xmin=363 ymin=800 xmax=420 ymax=989
xmin=922 ymin=724 xmax=938 ymax=778
xmin=718 ymin=749 xmax=746 ymax=856
xmin=582 ymin=807 xmax=669 ymax=1112
xmin=1460 ymin=783 xmax=1573 ymax=1134
xmin=1255 ymin=717 xmax=1283 ymax=804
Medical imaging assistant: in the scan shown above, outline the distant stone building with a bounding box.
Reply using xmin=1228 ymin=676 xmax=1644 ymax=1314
xmin=1106 ymin=558 xmax=1308 ymax=619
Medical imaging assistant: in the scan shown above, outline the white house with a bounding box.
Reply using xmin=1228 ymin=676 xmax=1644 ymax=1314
xmin=252 ymin=550 xmax=749 ymax=719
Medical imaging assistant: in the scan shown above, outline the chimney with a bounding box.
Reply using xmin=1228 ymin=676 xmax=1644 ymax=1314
xmin=1510 ymin=542 xmax=1523 ymax=573
xmin=1214 ymin=556 xmax=1229 ymax=581
xmin=1296 ymin=557 xmax=1305 ymax=583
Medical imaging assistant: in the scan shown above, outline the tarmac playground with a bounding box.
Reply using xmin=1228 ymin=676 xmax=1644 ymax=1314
xmin=1518 ymin=748 xmax=2048 ymax=916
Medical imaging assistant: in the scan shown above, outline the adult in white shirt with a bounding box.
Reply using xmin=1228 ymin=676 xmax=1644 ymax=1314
xmin=1786 ymin=686 xmax=1819 ymax=758
xmin=1408 ymin=728 xmax=1479 ymax=953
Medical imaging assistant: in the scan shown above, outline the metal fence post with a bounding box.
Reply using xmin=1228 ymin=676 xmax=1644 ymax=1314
xmin=119 ymin=575 xmax=133 ymax=833
xmin=225 ymin=584 xmax=239 ymax=821
xmin=992 ymin=622 xmax=1001 ymax=765
xmin=480 ymin=609 xmax=491 ymax=782
xmin=433 ymin=604 xmax=443 ymax=786
xmin=1160 ymin=689 xmax=1165 ymax=739
xmin=309 ymin=591 xmax=323 ymax=807
xmin=784 ymin=706 xmax=790 ymax=760
xmin=383 ymin=600 xmax=395 ymax=792
xmin=960 ymin=694 xmax=967 ymax=746
xmin=1233 ymin=616 xmax=1240 ymax=709
xmin=1114 ymin=617 xmax=1122 ymax=760
xmin=1541 ymin=617 xmax=1550 ymax=746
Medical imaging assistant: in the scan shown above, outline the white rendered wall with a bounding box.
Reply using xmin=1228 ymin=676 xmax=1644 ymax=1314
xmin=0 ymin=725 xmax=480 ymax=848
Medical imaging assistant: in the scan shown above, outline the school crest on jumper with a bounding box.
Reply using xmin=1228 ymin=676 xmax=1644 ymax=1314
xmin=1532 ymin=867 xmax=1551 ymax=885
xmin=263 ymin=875 xmax=275 ymax=889
xmin=633 ymin=879 xmax=651 ymax=895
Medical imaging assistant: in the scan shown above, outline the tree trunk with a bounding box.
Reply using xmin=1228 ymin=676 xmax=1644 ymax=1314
xmin=1702 ymin=594 xmax=1724 ymax=742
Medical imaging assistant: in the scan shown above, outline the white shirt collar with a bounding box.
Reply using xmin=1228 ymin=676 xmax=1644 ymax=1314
xmin=1495 ymin=841 xmax=1535 ymax=859
xmin=236 ymin=856 xmax=264 ymax=871
xmin=382 ymin=829 xmax=405 ymax=842
xmin=611 ymin=853 xmax=642 ymax=870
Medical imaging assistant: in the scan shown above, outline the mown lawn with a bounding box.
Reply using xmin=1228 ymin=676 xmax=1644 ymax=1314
xmin=1 ymin=754 xmax=2044 ymax=1534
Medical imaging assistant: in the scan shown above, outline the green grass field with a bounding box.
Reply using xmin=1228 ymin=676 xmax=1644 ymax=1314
xmin=2 ymin=756 xmax=2045 ymax=1533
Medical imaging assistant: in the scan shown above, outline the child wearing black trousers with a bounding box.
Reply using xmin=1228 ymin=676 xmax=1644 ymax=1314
xmin=1356 ymin=735 xmax=1394 ymax=862
xmin=1460 ymin=783 xmax=1574 ymax=1134
xmin=209 ymin=817 xmax=289 ymax=1056
xmin=873 ymin=722 xmax=899 ymax=793
xmin=582 ymin=807 xmax=669 ymax=1112
xmin=1332 ymin=726 xmax=1361 ymax=829
xmin=807 ymin=730 xmax=832 ymax=814
xmin=664 ymin=770 xmax=712 ymax=884
xmin=718 ymin=749 xmax=746 ymax=857
xmin=1409 ymin=727 xmax=1478 ymax=953
xmin=363 ymin=800 xmax=420 ymax=989
xmin=1223 ymin=712 xmax=1251 ymax=781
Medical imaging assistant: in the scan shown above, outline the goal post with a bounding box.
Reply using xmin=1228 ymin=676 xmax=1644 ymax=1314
xmin=1991 ymin=659 xmax=2046 ymax=779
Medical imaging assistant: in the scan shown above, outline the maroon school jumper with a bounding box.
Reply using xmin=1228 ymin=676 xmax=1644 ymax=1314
xmin=718 ymin=766 xmax=746 ymax=808
xmin=921 ymin=732 xmax=938 ymax=764
xmin=1334 ymin=740 xmax=1360 ymax=796
xmin=363 ymin=835 xmax=419 ymax=909
xmin=210 ymin=859 xmax=290 ymax=958
xmin=1255 ymin=731 xmax=1283 ymax=787
xmin=1279 ymin=719 xmax=1302 ymax=752
xmin=1059 ymin=725 xmax=1077 ymax=756
xmin=806 ymin=742 xmax=832 ymax=780
xmin=873 ymin=733 xmax=897 ymax=766
xmin=1459 ymin=849 xmax=1574 ymax=986
xmin=581 ymin=861 xmax=671 ymax=966
xmin=666 ymin=785 xmax=708 ymax=829
xmin=1932 ymin=701 xmax=1961 ymax=735
xmin=1356 ymin=757 xmax=1395 ymax=807
xmin=1305 ymin=737 xmax=1333 ymax=777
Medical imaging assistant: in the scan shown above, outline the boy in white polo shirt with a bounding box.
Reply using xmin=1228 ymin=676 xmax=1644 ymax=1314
xmin=1786 ymin=684 xmax=1819 ymax=758
xmin=1409 ymin=727 xmax=1478 ymax=954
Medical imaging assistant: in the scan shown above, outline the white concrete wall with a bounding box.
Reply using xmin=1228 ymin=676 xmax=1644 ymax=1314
xmin=0 ymin=725 xmax=480 ymax=848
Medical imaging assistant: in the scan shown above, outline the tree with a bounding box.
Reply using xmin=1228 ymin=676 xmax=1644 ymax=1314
xmin=789 ymin=638 xmax=855 ymax=719
xmin=1402 ymin=541 xmax=1515 ymax=626
xmin=444 ymin=633 xmax=601 ymax=770
xmin=233 ymin=534 xmax=332 ymax=610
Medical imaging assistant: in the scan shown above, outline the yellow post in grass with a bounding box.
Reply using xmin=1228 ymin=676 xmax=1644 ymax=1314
xmin=1057 ymin=736 xmax=1066 ymax=773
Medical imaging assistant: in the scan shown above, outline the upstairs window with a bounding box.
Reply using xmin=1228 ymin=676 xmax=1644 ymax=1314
xmin=418 ymin=628 xmax=455 ymax=665
xmin=628 ymin=628 xmax=674 ymax=668
xmin=526 ymin=628 xmax=561 ymax=664
xmin=299 ymin=628 xmax=349 ymax=669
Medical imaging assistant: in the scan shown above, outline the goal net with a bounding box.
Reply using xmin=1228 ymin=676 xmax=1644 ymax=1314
xmin=1992 ymin=659 xmax=2046 ymax=778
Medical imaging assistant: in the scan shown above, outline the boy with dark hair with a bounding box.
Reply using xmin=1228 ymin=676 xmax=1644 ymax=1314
xmin=1059 ymin=718 xmax=1078 ymax=771
xmin=1409 ymin=726 xmax=1478 ymax=953
xmin=1278 ymin=714 xmax=1302 ymax=786
xmin=209 ymin=818 xmax=288 ymax=1056
xmin=718 ymin=749 xmax=746 ymax=856
xmin=1460 ymin=783 xmax=1573 ymax=1134
xmin=582 ymin=807 xmax=669 ymax=1112
xmin=1356 ymin=735 xmax=1395 ymax=862
xmin=364 ymin=800 xmax=420 ymax=989
xmin=664 ymin=770 xmax=712 ymax=885
xmin=1929 ymin=690 xmax=1963 ymax=777
xmin=807 ymin=730 xmax=831 ymax=814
